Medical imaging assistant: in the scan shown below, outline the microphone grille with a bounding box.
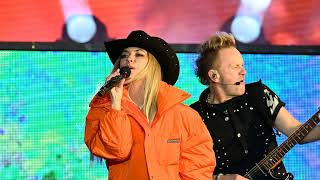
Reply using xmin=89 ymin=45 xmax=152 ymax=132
xmin=120 ymin=66 xmax=131 ymax=78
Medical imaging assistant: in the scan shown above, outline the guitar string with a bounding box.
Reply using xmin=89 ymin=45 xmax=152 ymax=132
xmin=245 ymin=113 xmax=319 ymax=178
xmin=246 ymin=115 xmax=317 ymax=177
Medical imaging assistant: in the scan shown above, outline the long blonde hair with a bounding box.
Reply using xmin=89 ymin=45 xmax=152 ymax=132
xmin=112 ymin=52 xmax=161 ymax=123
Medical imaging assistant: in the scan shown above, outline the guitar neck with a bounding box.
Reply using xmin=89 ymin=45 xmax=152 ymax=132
xmin=245 ymin=110 xmax=320 ymax=179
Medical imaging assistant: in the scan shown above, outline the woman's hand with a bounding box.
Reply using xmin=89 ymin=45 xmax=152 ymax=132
xmin=106 ymin=69 xmax=126 ymax=110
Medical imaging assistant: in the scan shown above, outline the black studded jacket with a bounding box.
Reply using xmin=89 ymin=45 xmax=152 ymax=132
xmin=190 ymin=80 xmax=293 ymax=180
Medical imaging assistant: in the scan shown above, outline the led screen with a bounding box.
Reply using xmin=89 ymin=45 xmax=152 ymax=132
xmin=0 ymin=50 xmax=319 ymax=179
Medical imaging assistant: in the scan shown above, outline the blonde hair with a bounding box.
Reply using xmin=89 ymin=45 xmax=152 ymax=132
xmin=112 ymin=52 xmax=161 ymax=123
xmin=195 ymin=32 xmax=236 ymax=85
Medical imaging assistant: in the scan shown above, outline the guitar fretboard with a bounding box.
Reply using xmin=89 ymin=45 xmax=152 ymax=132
xmin=245 ymin=110 xmax=320 ymax=179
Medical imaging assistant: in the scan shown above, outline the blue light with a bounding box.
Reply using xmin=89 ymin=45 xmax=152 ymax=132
xmin=66 ymin=15 xmax=97 ymax=43
xmin=231 ymin=16 xmax=261 ymax=43
xmin=241 ymin=0 xmax=272 ymax=13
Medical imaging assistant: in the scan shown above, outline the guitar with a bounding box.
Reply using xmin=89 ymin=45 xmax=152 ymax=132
xmin=244 ymin=109 xmax=320 ymax=180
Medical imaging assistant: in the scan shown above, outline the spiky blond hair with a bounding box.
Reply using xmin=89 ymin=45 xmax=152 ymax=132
xmin=195 ymin=32 xmax=236 ymax=85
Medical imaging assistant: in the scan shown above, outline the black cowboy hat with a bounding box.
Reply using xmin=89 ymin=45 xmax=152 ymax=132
xmin=104 ymin=30 xmax=179 ymax=85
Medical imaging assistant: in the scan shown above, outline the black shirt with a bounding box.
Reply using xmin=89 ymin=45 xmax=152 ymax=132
xmin=190 ymin=81 xmax=293 ymax=180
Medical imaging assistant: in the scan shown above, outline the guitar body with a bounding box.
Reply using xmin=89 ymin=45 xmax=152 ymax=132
xmin=242 ymin=164 xmax=294 ymax=180
xmin=268 ymin=169 xmax=293 ymax=180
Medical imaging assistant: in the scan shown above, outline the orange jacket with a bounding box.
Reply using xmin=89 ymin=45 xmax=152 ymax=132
xmin=85 ymin=82 xmax=216 ymax=180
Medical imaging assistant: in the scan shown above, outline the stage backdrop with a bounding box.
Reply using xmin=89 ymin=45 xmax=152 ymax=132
xmin=0 ymin=50 xmax=319 ymax=179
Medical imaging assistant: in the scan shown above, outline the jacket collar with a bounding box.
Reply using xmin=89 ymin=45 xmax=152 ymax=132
xmin=89 ymin=81 xmax=190 ymax=115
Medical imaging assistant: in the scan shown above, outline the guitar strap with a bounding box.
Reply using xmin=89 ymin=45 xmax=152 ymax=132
xmin=227 ymin=102 xmax=248 ymax=152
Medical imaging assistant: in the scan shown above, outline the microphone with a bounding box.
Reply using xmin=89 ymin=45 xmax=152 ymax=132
xmin=214 ymin=81 xmax=242 ymax=86
xmin=97 ymin=66 xmax=131 ymax=96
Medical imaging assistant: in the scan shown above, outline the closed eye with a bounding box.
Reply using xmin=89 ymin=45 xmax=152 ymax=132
xmin=119 ymin=54 xmax=128 ymax=59
xmin=136 ymin=53 xmax=145 ymax=57
xmin=233 ymin=64 xmax=244 ymax=69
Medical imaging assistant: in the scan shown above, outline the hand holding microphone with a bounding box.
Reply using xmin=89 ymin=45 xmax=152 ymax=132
xmin=98 ymin=66 xmax=131 ymax=96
